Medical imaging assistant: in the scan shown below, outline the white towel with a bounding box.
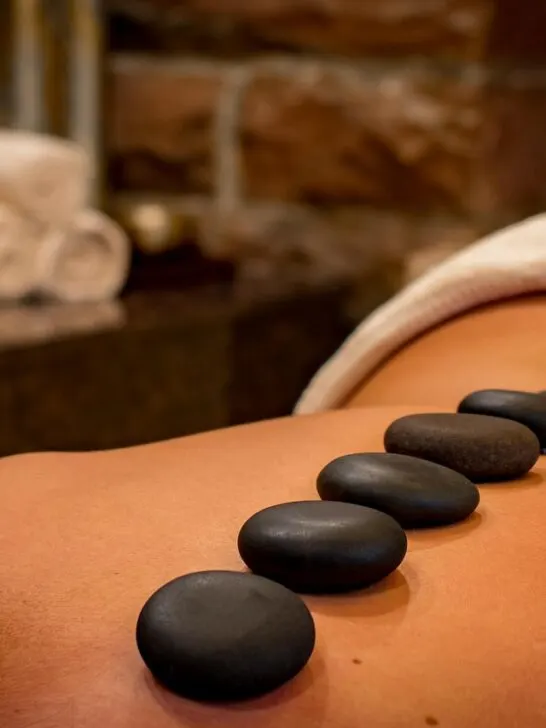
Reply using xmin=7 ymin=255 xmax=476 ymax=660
xmin=0 ymin=130 xmax=89 ymax=229
xmin=0 ymin=202 xmax=42 ymax=299
xmin=37 ymin=209 xmax=130 ymax=303
xmin=295 ymin=214 xmax=546 ymax=414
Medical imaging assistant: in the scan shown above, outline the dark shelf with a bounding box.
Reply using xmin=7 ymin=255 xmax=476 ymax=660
xmin=0 ymin=277 xmax=351 ymax=456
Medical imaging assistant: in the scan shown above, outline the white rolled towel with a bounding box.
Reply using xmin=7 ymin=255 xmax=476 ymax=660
xmin=37 ymin=209 xmax=130 ymax=303
xmin=0 ymin=202 xmax=43 ymax=299
xmin=0 ymin=130 xmax=89 ymax=229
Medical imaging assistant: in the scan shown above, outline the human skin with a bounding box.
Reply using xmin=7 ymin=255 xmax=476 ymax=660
xmin=346 ymin=295 xmax=546 ymax=409
xmin=3 ymin=295 xmax=546 ymax=726
xmin=1 ymin=401 xmax=546 ymax=727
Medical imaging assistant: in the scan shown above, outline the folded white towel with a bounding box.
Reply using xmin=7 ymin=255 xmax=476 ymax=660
xmin=0 ymin=130 xmax=89 ymax=229
xmin=0 ymin=202 xmax=42 ymax=299
xmin=295 ymin=214 xmax=546 ymax=414
xmin=37 ymin=209 xmax=130 ymax=303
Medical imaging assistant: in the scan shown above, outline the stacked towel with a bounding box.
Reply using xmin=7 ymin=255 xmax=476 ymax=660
xmin=0 ymin=131 xmax=88 ymax=229
xmin=295 ymin=214 xmax=546 ymax=414
xmin=0 ymin=202 xmax=42 ymax=298
xmin=37 ymin=210 xmax=130 ymax=303
xmin=0 ymin=130 xmax=129 ymax=302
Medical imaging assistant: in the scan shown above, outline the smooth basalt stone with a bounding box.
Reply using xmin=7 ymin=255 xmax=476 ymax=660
xmin=384 ymin=412 xmax=540 ymax=483
xmin=136 ymin=570 xmax=316 ymax=702
xmin=317 ymin=452 xmax=480 ymax=528
xmin=458 ymin=389 xmax=546 ymax=450
xmin=237 ymin=500 xmax=407 ymax=594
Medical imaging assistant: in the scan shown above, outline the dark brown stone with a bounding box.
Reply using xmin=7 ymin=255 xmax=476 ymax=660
xmin=106 ymin=60 xmax=222 ymax=193
xmin=136 ymin=571 xmax=316 ymax=701
xmin=238 ymin=501 xmax=408 ymax=593
xmin=107 ymin=0 xmax=490 ymax=60
xmin=240 ymin=69 xmax=481 ymax=210
xmin=384 ymin=412 xmax=540 ymax=483
xmin=458 ymin=389 xmax=546 ymax=450
xmin=317 ymin=453 xmax=480 ymax=528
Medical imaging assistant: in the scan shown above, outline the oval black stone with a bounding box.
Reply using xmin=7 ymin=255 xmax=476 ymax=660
xmin=317 ymin=452 xmax=480 ymax=528
xmin=237 ymin=500 xmax=407 ymax=594
xmin=136 ymin=570 xmax=315 ymax=702
xmin=384 ymin=412 xmax=540 ymax=483
xmin=458 ymin=389 xmax=546 ymax=451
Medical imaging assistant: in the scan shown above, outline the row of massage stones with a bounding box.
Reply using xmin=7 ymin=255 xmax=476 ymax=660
xmin=137 ymin=389 xmax=546 ymax=703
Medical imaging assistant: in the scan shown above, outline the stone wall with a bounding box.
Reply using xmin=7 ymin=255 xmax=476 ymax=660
xmin=106 ymin=0 xmax=546 ymax=292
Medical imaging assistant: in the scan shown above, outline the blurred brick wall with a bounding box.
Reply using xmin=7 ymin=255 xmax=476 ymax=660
xmin=106 ymin=0 xmax=546 ymax=289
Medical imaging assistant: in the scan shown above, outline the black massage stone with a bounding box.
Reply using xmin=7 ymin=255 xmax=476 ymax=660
xmin=237 ymin=500 xmax=407 ymax=594
xmin=384 ymin=412 xmax=540 ymax=483
xmin=136 ymin=570 xmax=315 ymax=702
xmin=458 ymin=389 xmax=546 ymax=451
xmin=317 ymin=452 xmax=480 ymax=528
